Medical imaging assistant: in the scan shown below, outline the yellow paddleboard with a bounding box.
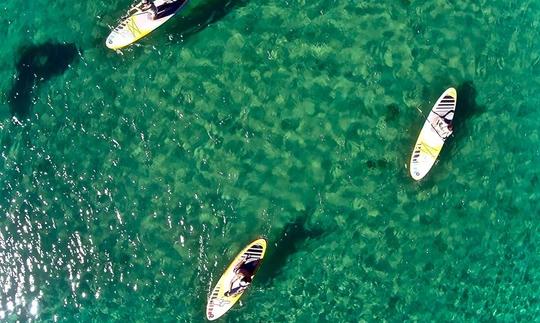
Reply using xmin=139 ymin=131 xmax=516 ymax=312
xmin=206 ymin=238 xmax=267 ymax=321
xmin=410 ymin=88 xmax=457 ymax=180
xmin=106 ymin=0 xmax=188 ymax=50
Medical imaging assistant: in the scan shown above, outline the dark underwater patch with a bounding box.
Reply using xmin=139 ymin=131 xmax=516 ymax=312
xmin=366 ymin=159 xmax=388 ymax=169
xmin=8 ymin=42 xmax=79 ymax=118
xmin=171 ymin=0 xmax=250 ymax=39
xmin=455 ymin=81 xmax=485 ymax=122
xmin=385 ymin=103 xmax=400 ymax=122
xmin=257 ymin=210 xmax=324 ymax=285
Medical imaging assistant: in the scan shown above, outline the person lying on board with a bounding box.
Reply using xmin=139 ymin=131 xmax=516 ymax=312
xmin=431 ymin=110 xmax=454 ymax=139
xmin=141 ymin=0 xmax=158 ymax=19
xmin=224 ymin=257 xmax=261 ymax=297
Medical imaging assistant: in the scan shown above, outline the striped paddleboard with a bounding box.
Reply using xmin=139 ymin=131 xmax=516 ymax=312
xmin=206 ymin=238 xmax=267 ymax=321
xmin=410 ymin=88 xmax=457 ymax=180
xmin=105 ymin=0 xmax=189 ymax=50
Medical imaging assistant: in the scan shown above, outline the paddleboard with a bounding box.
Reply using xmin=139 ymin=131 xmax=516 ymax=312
xmin=206 ymin=238 xmax=267 ymax=321
xmin=106 ymin=0 xmax=189 ymax=50
xmin=409 ymin=88 xmax=457 ymax=180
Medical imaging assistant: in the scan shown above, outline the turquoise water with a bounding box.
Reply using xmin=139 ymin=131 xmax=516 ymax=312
xmin=1 ymin=0 xmax=539 ymax=321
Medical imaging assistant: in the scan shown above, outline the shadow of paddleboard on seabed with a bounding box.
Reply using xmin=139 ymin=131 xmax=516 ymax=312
xmin=166 ymin=0 xmax=251 ymax=41
xmin=444 ymin=81 xmax=486 ymax=151
xmin=256 ymin=210 xmax=324 ymax=286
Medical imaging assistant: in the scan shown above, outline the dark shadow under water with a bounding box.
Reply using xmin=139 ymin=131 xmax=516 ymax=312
xmin=454 ymin=81 xmax=485 ymax=127
xmin=8 ymin=42 xmax=78 ymax=118
xmin=169 ymin=0 xmax=250 ymax=40
xmin=257 ymin=210 xmax=324 ymax=286
xmin=445 ymin=81 xmax=485 ymax=149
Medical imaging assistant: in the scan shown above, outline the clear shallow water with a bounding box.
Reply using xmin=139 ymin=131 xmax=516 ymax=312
xmin=0 ymin=0 xmax=539 ymax=321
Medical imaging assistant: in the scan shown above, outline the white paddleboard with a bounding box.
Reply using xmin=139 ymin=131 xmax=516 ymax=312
xmin=206 ymin=238 xmax=267 ymax=321
xmin=106 ymin=0 xmax=188 ymax=50
xmin=410 ymin=88 xmax=457 ymax=180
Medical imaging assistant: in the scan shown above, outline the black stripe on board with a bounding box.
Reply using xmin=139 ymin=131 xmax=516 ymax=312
xmin=245 ymin=254 xmax=263 ymax=258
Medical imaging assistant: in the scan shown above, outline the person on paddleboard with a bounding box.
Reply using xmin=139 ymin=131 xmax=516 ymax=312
xmin=224 ymin=257 xmax=260 ymax=297
xmin=433 ymin=110 xmax=454 ymax=139
xmin=141 ymin=0 xmax=158 ymax=19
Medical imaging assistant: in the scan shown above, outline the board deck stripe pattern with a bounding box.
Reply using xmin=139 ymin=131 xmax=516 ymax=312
xmin=206 ymin=239 xmax=267 ymax=321
xmin=244 ymin=245 xmax=264 ymax=258
xmin=106 ymin=0 xmax=188 ymax=50
xmin=410 ymin=88 xmax=457 ymax=180
xmin=206 ymin=285 xmax=221 ymax=316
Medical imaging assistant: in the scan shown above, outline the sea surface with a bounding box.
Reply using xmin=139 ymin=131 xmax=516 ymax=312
xmin=0 ymin=0 xmax=539 ymax=321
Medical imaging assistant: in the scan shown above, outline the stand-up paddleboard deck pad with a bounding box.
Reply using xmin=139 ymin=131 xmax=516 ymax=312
xmin=410 ymin=88 xmax=457 ymax=180
xmin=106 ymin=0 xmax=189 ymax=50
xmin=206 ymin=238 xmax=267 ymax=321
